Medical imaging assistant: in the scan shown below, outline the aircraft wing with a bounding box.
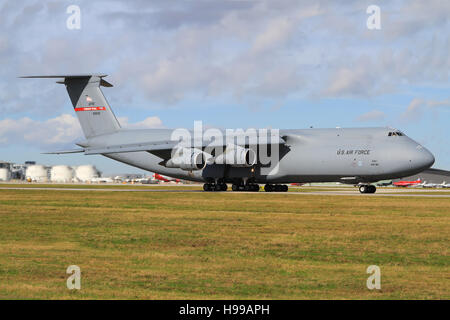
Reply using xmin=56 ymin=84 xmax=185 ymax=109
xmin=42 ymin=148 xmax=85 ymax=154
xmin=83 ymin=140 xmax=179 ymax=155
xmin=42 ymin=142 xmax=179 ymax=156
xmin=82 ymin=134 xmax=286 ymax=159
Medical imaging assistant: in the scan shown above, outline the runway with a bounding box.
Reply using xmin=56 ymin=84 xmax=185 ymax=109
xmin=1 ymin=186 xmax=449 ymax=197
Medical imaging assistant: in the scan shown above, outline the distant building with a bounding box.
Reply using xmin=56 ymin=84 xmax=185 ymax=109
xmin=0 ymin=168 xmax=11 ymax=181
xmin=394 ymin=168 xmax=450 ymax=184
xmin=50 ymin=165 xmax=74 ymax=183
xmin=0 ymin=161 xmax=12 ymax=181
xmin=74 ymin=165 xmax=100 ymax=182
xmin=0 ymin=160 xmax=113 ymax=183
xmin=25 ymin=165 xmax=49 ymax=182
xmin=10 ymin=164 xmax=27 ymax=180
xmin=0 ymin=161 xmax=11 ymax=169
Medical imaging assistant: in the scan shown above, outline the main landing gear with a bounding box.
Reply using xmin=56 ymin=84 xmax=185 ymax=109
xmin=203 ymin=181 xmax=260 ymax=192
xmin=231 ymin=183 xmax=260 ymax=192
xmin=264 ymin=184 xmax=288 ymax=192
xmin=359 ymin=185 xmax=376 ymax=194
xmin=203 ymin=183 xmax=228 ymax=192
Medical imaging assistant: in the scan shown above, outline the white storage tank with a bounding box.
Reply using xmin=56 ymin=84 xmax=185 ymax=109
xmin=50 ymin=165 xmax=74 ymax=183
xmin=75 ymin=165 xmax=100 ymax=182
xmin=0 ymin=168 xmax=11 ymax=181
xmin=26 ymin=165 xmax=48 ymax=182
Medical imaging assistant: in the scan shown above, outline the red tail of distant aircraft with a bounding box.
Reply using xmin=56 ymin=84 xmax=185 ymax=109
xmin=393 ymin=178 xmax=421 ymax=187
xmin=153 ymin=173 xmax=180 ymax=183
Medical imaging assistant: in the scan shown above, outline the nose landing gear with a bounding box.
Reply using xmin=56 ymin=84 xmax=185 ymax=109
xmin=359 ymin=185 xmax=376 ymax=194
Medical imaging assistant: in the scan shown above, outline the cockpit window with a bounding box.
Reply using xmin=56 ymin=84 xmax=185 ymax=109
xmin=388 ymin=131 xmax=404 ymax=137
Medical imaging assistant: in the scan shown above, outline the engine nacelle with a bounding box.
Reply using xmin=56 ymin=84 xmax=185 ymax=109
xmin=214 ymin=145 xmax=257 ymax=167
xmin=166 ymin=148 xmax=212 ymax=171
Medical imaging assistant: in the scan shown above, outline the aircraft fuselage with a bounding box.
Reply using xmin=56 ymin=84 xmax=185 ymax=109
xmin=82 ymin=127 xmax=435 ymax=185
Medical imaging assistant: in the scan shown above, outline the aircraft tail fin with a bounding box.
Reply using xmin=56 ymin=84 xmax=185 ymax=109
xmin=21 ymin=74 xmax=121 ymax=138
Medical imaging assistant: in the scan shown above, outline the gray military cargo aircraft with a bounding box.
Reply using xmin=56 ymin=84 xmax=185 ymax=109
xmin=22 ymin=74 xmax=435 ymax=193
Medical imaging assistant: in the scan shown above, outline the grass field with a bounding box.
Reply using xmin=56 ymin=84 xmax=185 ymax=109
xmin=0 ymin=183 xmax=203 ymax=190
xmin=0 ymin=187 xmax=448 ymax=299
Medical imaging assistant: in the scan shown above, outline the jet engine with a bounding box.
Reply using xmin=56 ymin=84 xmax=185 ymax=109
xmin=214 ymin=145 xmax=257 ymax=167
xmin=166 ymin=148 xmax=212 ymax=171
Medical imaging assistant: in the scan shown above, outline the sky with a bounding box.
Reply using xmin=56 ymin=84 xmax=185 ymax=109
xmin=0 ymin=0 xmax=449 ymax=175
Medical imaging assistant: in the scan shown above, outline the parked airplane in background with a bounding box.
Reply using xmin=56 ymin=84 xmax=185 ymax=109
xmin=410 ymin=181 xmax=426 ymax=188
xmin=422 ymin=181 xmax=440 ymax=188
xmin=376 ymin=180 xmax=392 ymax=187
xmin=438 ymin=181 xmax=450 ymax=188
xmin=131 ymin=177 xmax=151 ymax=183
xmin=393 ymin=178 xmax=422 ymax=187
xmin=153 ymin=173 xmax=181 ymax=183
xmin=22 ymin=74 xmax=435 ymax=193
xmin=90 ymin=177 xmax=113 ymax=183
xmin=410 ymin=181 xmax=449 ymax=188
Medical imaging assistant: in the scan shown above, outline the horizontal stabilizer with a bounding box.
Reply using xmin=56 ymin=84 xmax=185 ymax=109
xmin=20 ymin=74 xmax=107 ymax=79
xmin=20 ymin=74 xmax=113 ymax=87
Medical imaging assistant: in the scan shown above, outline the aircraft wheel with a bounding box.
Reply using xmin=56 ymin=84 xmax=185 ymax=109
xmin=214 ymin=184 xmax=222 ymax=191
xmin=282 ymin=185 xmax=288 ymax=192
xmin=253 ymin=184 xmax=260 ymax=192
xmin=359 ymin=185 xmax=376 ymax=194
xmin=264 ymin=184 xmax=273 ymax=192
xmin=203 ymin=183 xmax=211 ymax=192
xmin=221 ymin=183 xmax=228 ymax=191
xmin=232 ymin=184 xmax=239 ymax=191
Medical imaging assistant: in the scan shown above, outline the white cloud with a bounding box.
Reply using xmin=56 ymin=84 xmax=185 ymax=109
xmin=0 ymin=114 xmax=164 ymax=148
xmin=325 ymin=66 xmax=373 ymax=96
xmin=355 ymin=110 xmax=386 ymax=122
xmin=0 ymin=114 xmax=82 ymax=147
xmin=401 ymin=98 xmax=424 ymax=121
xmin=401 ymin=97 xmax=450 ymax=122
xmin=427 ymin=99 xmax=450 ymax=108
xmin=254 ymin=5 xmax=322 ymax=52
xmin=0 ymin=0 xmax=449 ymax=109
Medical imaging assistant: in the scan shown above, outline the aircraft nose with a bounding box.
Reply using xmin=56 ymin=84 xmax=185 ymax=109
xmin=413 ymin=145 xmax=435 ymax=170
